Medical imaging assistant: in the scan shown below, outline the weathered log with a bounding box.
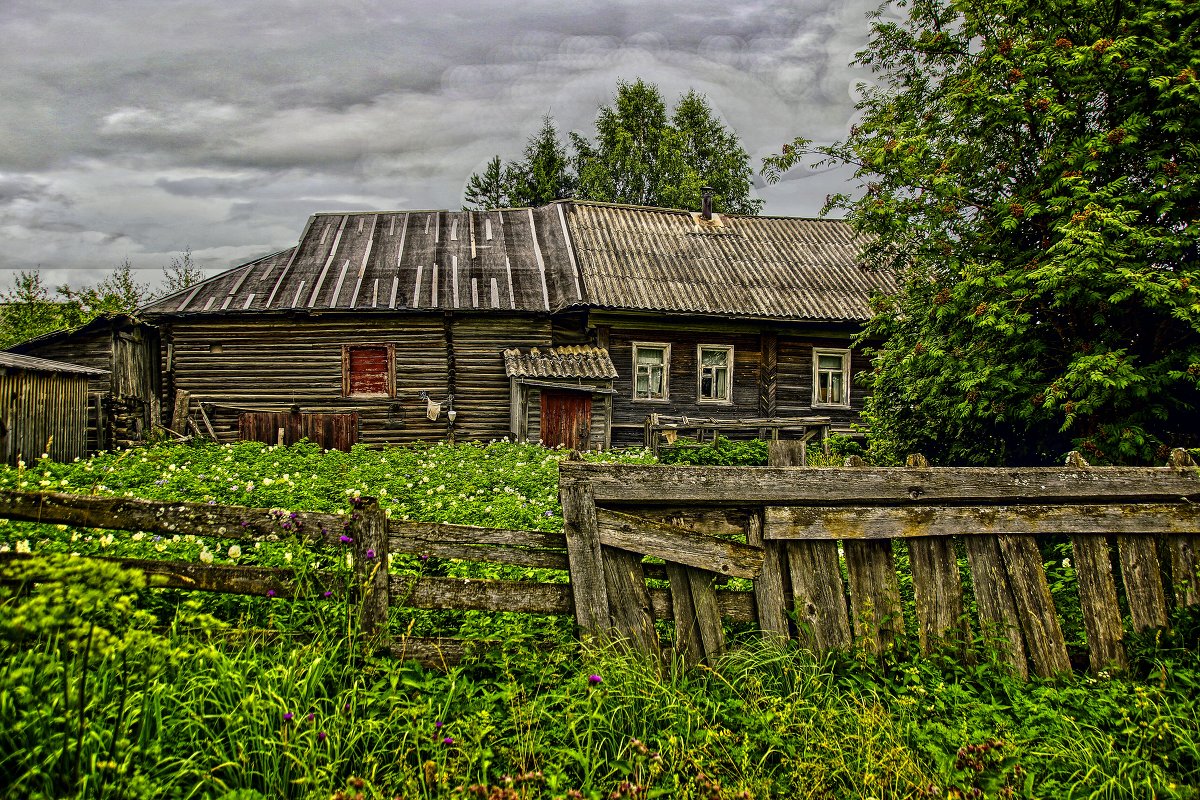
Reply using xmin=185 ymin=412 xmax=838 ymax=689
xmin=389 ymin=575 xmax=572 ymax=614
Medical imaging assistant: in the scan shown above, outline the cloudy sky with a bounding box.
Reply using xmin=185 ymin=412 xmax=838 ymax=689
xmin=1 ymin=0 xmax=885 ymax=293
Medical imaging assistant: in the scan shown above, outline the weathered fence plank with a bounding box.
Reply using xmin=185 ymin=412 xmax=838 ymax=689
xmin=595 ymin=508 xmax=763 ymax=579
xmin=764 ymin=503 xmax=1200 ymax=539
xmin=560 ymin=462 xmax=1200 ymax=506
xmin=559 ymin=478 xmax=609 ymax=635
xmin=783 ymin=538 xmax=851 ymax=651
xmin=1072 ymin=534 xmax=1128 ymax=673
xmin=391 ymin=575 xmax=573 ymax=614
xmin=903 ymin=455 xmax=969 ymax=654
xmin=0 ymin=489 xmax=345 ymax=545
xmin=1168 ymin=449 xmax=1200 ymax=609
xmin=602 ymin=546 xmax=660 ymax=656
xmin=1118 ymin=534 xmax=1170 ymax=632
xmin=666 ymin=562 xmax=703 ymax=667
xmin=997 ymin=534 xmax=1071 ymax=677
xmin=964 ymin=536 xmax=1029 ymax=679
xmin=745 ymin=510 xmax=789 ymax=638
xmin=352 ymin=499 xmax=389 ymax=637
xmin=844 ymin=539 xmax=904 ymax=654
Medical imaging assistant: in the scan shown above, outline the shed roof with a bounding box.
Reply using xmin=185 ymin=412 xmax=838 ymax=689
xmin=503 ymin=346 xmax=618 ymax=380
xmin=0 ymin=351 xmax=109 ymax=376
xmin=141 ymin=201 xmax=894 ymax=322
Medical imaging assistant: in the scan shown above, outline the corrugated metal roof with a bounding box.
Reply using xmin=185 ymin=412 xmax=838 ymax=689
xmin=563 ymin=202 xmax=894 ymax=321
xmin=141 ymin=206 xmax=584 ymax=315
xmin=141 ymin=200 xmax=893 ymax=322
xmin=503 ymin=346 xmax=618 ymax=380
xmin=0 ymin=351 xmax=109 ymax=376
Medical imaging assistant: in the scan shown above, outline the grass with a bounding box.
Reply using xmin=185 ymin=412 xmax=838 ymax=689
xmin=1 ymin=440 xmax=1199 ymax=798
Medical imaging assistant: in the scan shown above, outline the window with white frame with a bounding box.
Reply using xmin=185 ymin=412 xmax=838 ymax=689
xmin=813 ymin=348 xmax=851 ymax=407
xmin=697 ymin=345 xmax=733 ymax=403
xmin=632 ymin=343 xmax=670 ymax=401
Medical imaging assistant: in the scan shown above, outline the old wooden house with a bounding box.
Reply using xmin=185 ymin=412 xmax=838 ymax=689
xmin=5 ymin=314 xmax=161 ymax=450
xmin=0 ymin=351 xmax=109 ymax=464
xmin=140 ymin=200 xmax=894 ymax=450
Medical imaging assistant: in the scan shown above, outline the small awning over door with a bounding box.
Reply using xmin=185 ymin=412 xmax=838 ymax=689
xmin=502 ymin=346 xmax=618 ymax=450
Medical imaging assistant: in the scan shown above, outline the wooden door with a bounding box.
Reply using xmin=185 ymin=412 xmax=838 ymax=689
xmin=540 ymin=390 xmax=592 ymax=450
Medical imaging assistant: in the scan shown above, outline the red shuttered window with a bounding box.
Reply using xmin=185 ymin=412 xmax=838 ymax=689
xmin=342 ymin=344 xmax=396 ymax=397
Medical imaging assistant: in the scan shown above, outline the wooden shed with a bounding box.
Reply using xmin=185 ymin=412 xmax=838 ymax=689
xmin=0 ymin=352 xmax=109 ymax=465
xmin=140 ymin=201 xmax=895 ymax=450
xmin=6 ymin=314 xmax=161 ymax=450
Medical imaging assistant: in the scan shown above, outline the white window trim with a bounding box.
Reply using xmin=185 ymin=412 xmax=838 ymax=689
xmin=696 ymin=344 xmax=734 ymax=405
xmin=812 ymin=347 xmax=852 ymax=408
xmin=632 ymin=342 xmax=671 ymax=402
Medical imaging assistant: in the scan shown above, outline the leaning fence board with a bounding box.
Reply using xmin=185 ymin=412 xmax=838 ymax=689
xmin=595 ymin=508 xmax=763 ymax=579
xmin=1169 ymin=535 xmax=1200 ymax=608
xmin=908 ymin=536 xmax=969 ymax=653
xmin=1118 ymin=534 xmax=1170 ymax=632
xmin=559 ymin=462 xmax=1200 ymax=506
xmin=667 ymin=562 xmax=703 ymax=667
xmin=844 ymin=540 xmax=903 ymax=654
xmin=997 ymin=534 xmax=1071 ymax=677
xmin=560 ymin=478 xmax=609 ymax=635
xmin=0 ymin=490 xmax=345 ymax=545
xmin=1071 ymin=533 xmax=1127 ymax=673
xmin=783 ymin=539 xmax=850 ymax=651
xmin=964 ymin=536 xmax=1028 ymax=679
xmin=746 ymin=510 xmax=789 ymax=638
xmin=665 ymin=564 xmax=725 ymax=664
xmin=764 ymin=503 xmax=1200 ymax=539
xmin=602 ymin=546 xmax=660 ymax=656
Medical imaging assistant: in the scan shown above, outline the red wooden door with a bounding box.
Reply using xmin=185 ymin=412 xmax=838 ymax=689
xmin=540 ymin=390 xmax=592 ymax=450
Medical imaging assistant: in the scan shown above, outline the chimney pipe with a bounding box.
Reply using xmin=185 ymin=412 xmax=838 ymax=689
xmin=700 ymin=186 xmax=714 ymax=221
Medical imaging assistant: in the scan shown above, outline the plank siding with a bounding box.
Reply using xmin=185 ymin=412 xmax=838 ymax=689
xmin=0 ymin=370 xmax=90 ymax=464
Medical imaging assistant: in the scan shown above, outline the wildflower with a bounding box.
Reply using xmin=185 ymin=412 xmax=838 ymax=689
xmin=420 ymin=554 xmax=430 ymax=562
xmin=284 ymin=712 xmax=294 ymax=721
xmin=588 ymin=674 xmax=602 ymax=686
xmin=442 ymin=736 xmax=454 ymax=745
xmin=267 ymin=589 xmax=277 ymax=598
xmin=1062 ymin=558 xmax=1072 ymax=569
xmin=307 ymin=713 xmax=315 ymax=722
xmin=323 ymin=590 xmax=333 ymax=598
xmin=435 ymin=720 xmax=444 ymax=729
xmin=318 ymin=731 xmax=327 ymax=742
xmin=15 ymin=540 xmax=31 ymax=554
xmin=228 ymin=544 xmax=242 ymax=559
xmin=339 ymin=535 xmax=353 ymax=544
xmin=365 ymin=549 xmax=376 ymax=559
xmin=199 ymin=550 xmax=214 ymax=564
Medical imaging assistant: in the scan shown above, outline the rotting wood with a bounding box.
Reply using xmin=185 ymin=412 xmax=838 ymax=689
xmin=1063 ymin=452 xmax=1127 ymax=674
xmin=1168 ymin=449 xmax=1200 ymax=608
xmin=647 ymin=587 xmax=755 ymax=623
xmin=764 ymin=502 xmax=1200 ymax=539
xmin=844 ymin=539 xmax=903 ymax=655
xmin=390 ymin=575 xmax=572 ymax=615
xmin=391 ymin=540 xmax=568 ymax=571
xmin=0 ymin=489 xmax=346 ymax=545
xmin=352 ymin=498 xmax=389 ymax=637
xmin=594 ymin=508 xmax=763 ymax=579
xmin=559 ymin=476 xmax=609 ymax=635
xmin=686 ymin=566 xmax=726 ymax=662
xmin=746 ymin=510 xmax=789 ymax=638
xmin=558 ymin=462 xmax=1200 ymax=506
xmin=783 ymin=535 xmax=850 ymax=652
xmin=996 ymin=534 xmax=1071 ymax=678
xmin=602 ymin=546 xmax=660 ymax=656
xmin=904 ymin=454 xmax=969 ymax=654
xmin=389 ymin=522 xmax=565 ymax=552
xmin=171 ymin=389 xmax=191 ymax=433
xmin=964 ymin=536 xmax=1028 ymax=679
xmin=666 ymin=562 xmax=702 ymax=667
xmin=1118 ymin=533 xmax=1169 ymax=632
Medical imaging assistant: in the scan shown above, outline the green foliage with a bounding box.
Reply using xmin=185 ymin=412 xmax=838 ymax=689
xmin=162 ymin=248 xmax=206 ymax=295
xmin=466 ymin=80 xmax=762 ymax=215
xmin=767 ymin=0 xmax=1200 ymax=465
xmin=0 ymin=270 xmax=88 ymax=348
xmin=658 ymin=437 xmax=769 ymax=466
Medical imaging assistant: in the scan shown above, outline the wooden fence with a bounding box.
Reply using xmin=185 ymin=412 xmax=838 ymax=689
xmin=558 ymin=447 xmax=1200 ymax=677
xmin=2 ymin=446 xmax=1198 ymax=676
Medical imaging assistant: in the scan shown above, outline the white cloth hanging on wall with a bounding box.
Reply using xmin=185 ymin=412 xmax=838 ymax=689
xmin=426 ymin=398 xmax=442 ymax=421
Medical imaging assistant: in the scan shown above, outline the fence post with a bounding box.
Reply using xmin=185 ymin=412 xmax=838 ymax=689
xmin=842 ymin=455 xmax=903 ymax=655
xmin=560 ymin=475 xmax=610 ymax=636
xmin=352 ymin=497 xmax=390 ymax=638
xmin=1168 ymin=448 xmax=1200 ymax=609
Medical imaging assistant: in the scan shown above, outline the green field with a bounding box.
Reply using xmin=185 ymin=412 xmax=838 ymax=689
xmin=2 ymin=441 xmax=1198 ymax=799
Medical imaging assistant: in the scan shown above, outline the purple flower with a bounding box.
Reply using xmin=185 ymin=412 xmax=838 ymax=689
xmin=420 ymin=554 xmax=430 ymax=562
xmin=283 ymin=712 xmax=294 ymax=721
xmin=154 ymin=479 xmax=167 ymax=486
xmin=588 ymin=674 xmax=602 ymax=686
xmin=290 ymin=512 xmax=299 ymax=519
xmin=442 ymin=736 xmax=454 ymax=745
xmin=307 ymin=713 xmax=315 ymax=722
xmin=364 ymin=549 xmax=376 ymax=559
xmin=322 ymin=590 xmax=333 ymax=598
xmin=317 ymin=731 xmax=327 ymax=742
xmin=435 ymin=721 xmax=443 ymax=729
xmin=339 ymin=535 xmax=353 ymax=544
xmin=267 ymin=589 xmax=277 ymax=598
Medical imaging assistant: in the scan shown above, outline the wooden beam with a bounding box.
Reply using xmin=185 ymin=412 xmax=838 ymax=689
xmin=594 ymin=508 xmax=764 ymax=579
